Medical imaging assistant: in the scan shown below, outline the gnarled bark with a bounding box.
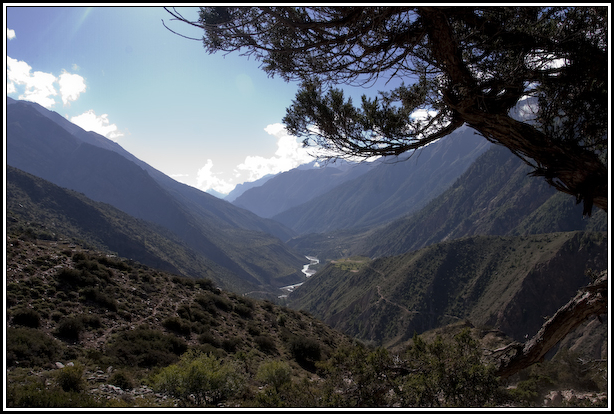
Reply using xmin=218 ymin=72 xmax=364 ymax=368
xmin=491 ymin=271 xmax=608 ymax=378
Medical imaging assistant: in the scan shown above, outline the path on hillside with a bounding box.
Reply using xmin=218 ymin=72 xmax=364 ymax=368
xmin=370 ymin=265 xmax=462 ymax=322
xmin=88 ymin=273 xmax=181 ymax=350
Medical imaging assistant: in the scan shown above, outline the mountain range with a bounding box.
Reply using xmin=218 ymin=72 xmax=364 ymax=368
xmin=6 ymin=97 xmax=305 ymax=297
xmin=6 ymin=96 xmax=608 ymax=356
xmin=247 ymin=126 xmax=492 ymax=235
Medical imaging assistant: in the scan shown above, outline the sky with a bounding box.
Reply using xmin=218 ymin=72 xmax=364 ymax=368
xmin=5 ymin=5 xmax=335 ymax=196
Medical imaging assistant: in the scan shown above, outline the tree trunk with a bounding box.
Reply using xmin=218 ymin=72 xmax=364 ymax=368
xmin=463 ymin=111 xmax=608 ymax=216
xmin=419 ymin=7 xmax=608 ymax=216
xmin=491 ymin=271 xmax=608 ymax=379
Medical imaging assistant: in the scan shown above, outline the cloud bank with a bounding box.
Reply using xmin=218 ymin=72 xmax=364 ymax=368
xmin=236 ymin=123 xmax=314 ymax=181
xmin=196 ymin=123 xmax=315 ymax=195
xmin=70 ymin=110 xmax=123 ymax=141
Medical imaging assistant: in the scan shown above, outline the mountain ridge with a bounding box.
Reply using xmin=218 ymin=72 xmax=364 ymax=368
xmin=271 ymin=126 xmax=491 ymax=235
xmin=6 ymin=99 xmax=304 ymax=295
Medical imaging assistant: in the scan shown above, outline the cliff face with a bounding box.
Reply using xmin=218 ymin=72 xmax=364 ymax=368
xmin=488 ymin=232 xmax=609 ymax=341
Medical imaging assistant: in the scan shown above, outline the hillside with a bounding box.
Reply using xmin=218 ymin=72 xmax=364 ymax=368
xmin=357 ymin=145 xmax=609 ymax=259
xmin=286 ymin=144 xmax=608 ymax=260
xmin=5 ymin=225 xmax=358 ymax=407
xmin=6 ymin=166 xmax=307 ymax=297
xmin=6 ymin=99 xmax=305 ymax=295
xmin=288 ymin=232 xmax=608 ymax=348
xmin=272 ymin=126 xmax=491 ymax=235
xmin=7 ymin=226 xmax=607 ymax=408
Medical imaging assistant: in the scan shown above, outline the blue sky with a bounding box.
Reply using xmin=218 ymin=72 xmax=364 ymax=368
xmin=5 ymin=5 xmax=323 ymax=195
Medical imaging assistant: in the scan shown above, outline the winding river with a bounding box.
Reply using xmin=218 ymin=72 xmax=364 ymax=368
xmin=278 ymin=256 xmax=319 ymax=298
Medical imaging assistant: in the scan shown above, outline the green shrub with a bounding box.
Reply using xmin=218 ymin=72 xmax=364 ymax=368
xmin=56 ymin=268 xmax=83 ymax=286
xmin=11 ymin=308 xmax=41 ymax=328
xmin=289 ymin=336 xmax=321 ymax=367
xmin=198 ymin=332 xmax=222 ymax=348
xmin=81 ymin=287 xmax=118 ymax=311
xmin=399 ymin=329 xmax=500 ymax=407
xmin=234 ymin=303 xmax=253 ymax=318
xmin=105 ymin=327 xmax=187 ymax=368
xmin=55 ymin=316 xmax=84 ymax=342
xmin=256 ymin=360 xmax=292 ymax=392
xmin=6 ymin=327 xmax=61 ymax=367
xmin=254 ymin=335 xmax=277 ymax=354
xmin=162 ymin=317 xmax=192 ymax=336
xmin=109 ymin=370 xmax=135 ymax=391
xmin=222 ymin=336 xmax=242 ymax=353
xmin=56 ymin=363 xmax=85 ymax=392
xmin=247 ymin=322 xmax=261 ymax=337
xmin=6 ymin=374 xmax=98 ymax=408
xmin=153 ymin=350 xmax=246 ymax=406
xmin=195 ymin=278 xmax=216 ymax=291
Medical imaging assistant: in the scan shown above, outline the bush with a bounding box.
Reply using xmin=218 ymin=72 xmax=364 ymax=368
xmin=222 ymin=337 xmax=242 ymax=353
xmin=6 ymin=327 xmax=61 ymax=367
xmin=198 ymin=332 xmax=222 ymax=348
xmin=6 ymin=374 xmax=98 ymax=408
xmin=55 ymin=316 xmax=84 ymax=342
xmin=234 ymin=303 xmax=253 ymax=318
xmin=400 ymin=329 xmax=500 ymax=407
xmin=254 ymin=335 xmax=277 ymax=354
xmin=256 ymin=360 xmax=292 ymax=392
xmin=196 ymin=278 xmax=216 ymax=291
xmin=289 ymin=336 xmax=322 ymax=367
xmin=11 ymin=308 xmax=41 ymax=328
xmin=153 ymin=350 xmax=246 ymax=406
xmin=81 ymin=287 xmax=118 ymax=311
xmin=56 ymin=363 xmax=85 ymax=392
xmin=109 ymin=370 xmax=135 ymax=391
xmin=162 ymin=317 xmax=192 ymax=336
xmin=105 ymin=327 xmax=187 ymax=368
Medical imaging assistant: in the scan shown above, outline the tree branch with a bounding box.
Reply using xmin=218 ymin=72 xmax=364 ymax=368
xmin=492 ymin=271 xmax=608 ymax=378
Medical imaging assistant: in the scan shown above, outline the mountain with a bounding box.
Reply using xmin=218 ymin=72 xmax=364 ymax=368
xmin=232 ymin=160 xmax=375 ymax=219
xmin=6 ymin=97 xmax=294 ymax=242
xmin=6 ymin=165 xmax=279 ymax=293
xmin=6 ymin=98 xmax=305 ymax=296
xmin=288 ymin=231 xmax=608 ymax=348
xmin=224 ymin=173 xmax=275 ymax=202
xmin=352 ymin=144 xmax=608 ymax=258
xmin=286 ymin=144 xmax=607 ymax=261
xmin=271 ymin=126 xmax=491 ymax=235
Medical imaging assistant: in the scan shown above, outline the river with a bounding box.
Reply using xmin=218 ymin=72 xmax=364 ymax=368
xmin=279 ymin=256 xmax=319 ymax=298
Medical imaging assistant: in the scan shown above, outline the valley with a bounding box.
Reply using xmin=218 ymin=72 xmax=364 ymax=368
xmin=5 ymin=97 xmax=608 ymax=408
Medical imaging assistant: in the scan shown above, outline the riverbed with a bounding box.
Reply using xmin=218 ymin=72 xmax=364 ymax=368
xmin=279 ymin=256 xmax=319 ymax=298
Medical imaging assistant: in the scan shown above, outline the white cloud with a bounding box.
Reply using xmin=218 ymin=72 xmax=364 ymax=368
xmin=7 ymin=56 xmax=58 ymax=108
xmin=70 ymin=110 xmax=123 ymax=141
xmin=196 ymin=159 xmax=236 ymax=195
xmin=236 ymin=123 xmax=314 ymax=181
xmin=58 ymin=70 xmax=86 ymax=105
xmin=7 ymin=57 xmax=86 ymax=108
xmin=7 ymin=28 xmax=16 ymax=39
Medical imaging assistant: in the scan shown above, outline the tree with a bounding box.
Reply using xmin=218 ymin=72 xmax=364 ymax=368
xmin=164 ymin=6 xmax=607 ymax=216
xmin=164 ymin=6 xmax=608 ymax=379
